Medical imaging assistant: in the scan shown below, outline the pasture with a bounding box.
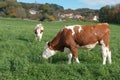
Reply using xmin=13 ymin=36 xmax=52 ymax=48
xmin=0 ymin=18 xmax=120 ymax=80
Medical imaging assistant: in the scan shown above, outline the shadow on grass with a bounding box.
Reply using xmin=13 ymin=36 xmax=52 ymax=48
xmin=48 ymin=55 xmax=68 ymax=64
xmin=38 ymin=54 xmax=68 ymax=64
xmin=17 ymin=37 xmax=33 ymax=42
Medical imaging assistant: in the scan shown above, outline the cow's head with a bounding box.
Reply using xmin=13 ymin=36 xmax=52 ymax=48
xmin=42 ymin=42 xmax=56 ymax=59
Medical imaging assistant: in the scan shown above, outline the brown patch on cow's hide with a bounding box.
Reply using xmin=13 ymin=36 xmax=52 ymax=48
xmin=40 ymin=30 xmax=44 ymax=33
xmin=73 ymin=25 xmax=97 ymax=46
xmin=73 ymin=23 xmax=110 ymax=47
xmin=34 ymin=30 xmax=37 ymax=34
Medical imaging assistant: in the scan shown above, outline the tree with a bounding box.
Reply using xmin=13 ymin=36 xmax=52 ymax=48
xmin=99 ymin=5 xmax=111 ymax=22
xmin=99 ymin=4 xmax=120 ymax=24
xmin=0 ymin=2 xmax=7 ymax=8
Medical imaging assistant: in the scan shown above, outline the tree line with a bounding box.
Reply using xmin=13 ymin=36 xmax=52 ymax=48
xmin=0 ymin=0 xmax=64 ymax=21
xmin=0 ymin=0 xmax=119 ymax=23
xmin=99 ymin=4 xmax=120 ymax=24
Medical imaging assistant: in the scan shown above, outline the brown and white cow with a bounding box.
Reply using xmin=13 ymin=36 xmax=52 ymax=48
xmin=42 ymin=23 xmax=111 ymax=65
xmin=34 ymin=24 xmax=44 ymax=41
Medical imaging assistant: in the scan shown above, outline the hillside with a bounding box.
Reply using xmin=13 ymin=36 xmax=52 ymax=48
xmin=0 ymin=18 xmax=120 ymax=80
xmin=0 ymin=0 xmax=98 ymax=21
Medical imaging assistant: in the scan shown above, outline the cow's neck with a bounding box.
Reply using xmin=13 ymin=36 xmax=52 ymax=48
xmin=49 ymin=32 xmax=64 ymax=51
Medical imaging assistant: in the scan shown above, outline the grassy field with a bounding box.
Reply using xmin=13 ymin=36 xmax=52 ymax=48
xmin=0 ymin=18 xmax=120 ymax=80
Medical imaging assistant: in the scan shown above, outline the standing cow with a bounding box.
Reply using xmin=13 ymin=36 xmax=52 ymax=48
xmin=34 ymin=24 xmax=44 ymax=41
xmin=42 ymin=23 xmax=111 ymax=65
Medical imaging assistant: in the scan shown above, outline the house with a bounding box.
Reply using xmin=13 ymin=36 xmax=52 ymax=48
xmin=29 ymin=9 xmax=37 ymax=15
xmin=93 ymin=15 xmax=98 ymax=21
xmin=60 ymin=13 xmax=73 ymax=18
xmin=74 ymin=14 xmax=84 ymax=19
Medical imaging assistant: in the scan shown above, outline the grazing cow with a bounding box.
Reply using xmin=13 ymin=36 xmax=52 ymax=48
xmin=42 ymin=23 xmax=111 ymax=65
xmin=34 ymin=24 xmax=44 ymax=41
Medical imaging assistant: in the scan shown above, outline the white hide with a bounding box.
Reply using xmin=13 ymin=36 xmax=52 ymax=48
xmin=34 ymin=24 xmax=44 ymax=41
xmin=64 ymin=47 xmax=71 ymax=53
xmin=35 ymin=32 xmax=43 ymax=41
xmin=42 ymin=43 xmax=56 ymax=59
xmin=68 ymin=53 xmax=72 ymax=64
xmin=36 ymin=24 xmax=44 ymax=30
xmin=75 ymin=58 xmax=80 ymax=63
xmin=100 ymin=40 xmax=111 ymax=65
xmin=65 ymin=25 xmax=82 ymax=35
xmin=80 ymin=42 xmax=98 ymax=50
xmin=64 ymin=47 xmax=80 ymax=64
xmin=64 ymin=47 xmax=73 ymax=64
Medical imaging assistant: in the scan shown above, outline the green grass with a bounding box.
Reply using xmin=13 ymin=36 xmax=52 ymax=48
xmin=0 ymin=17 xmax=120 ymax=80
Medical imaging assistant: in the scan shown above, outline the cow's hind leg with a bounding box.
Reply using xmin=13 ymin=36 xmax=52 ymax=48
xmin=107 ymin=49 xmax=111 ymax=64
xmin=101 ymin=42 xmax=107 ymax=65
xmin=100 ymin=40 xmax=111 ymax=65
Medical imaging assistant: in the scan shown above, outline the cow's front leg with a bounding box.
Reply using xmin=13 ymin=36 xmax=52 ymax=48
xmin=68 ymin=53 xmax=72 ymax=64
xmin=70 ymin=47 xmax=80 ymax=63
xmin=75 ymin=57 xmax=80 ymax=63
xmin=38 ymin=33 xmax=43 ymax=41
xmin=35 ymin=34 xmax=38 ymax=40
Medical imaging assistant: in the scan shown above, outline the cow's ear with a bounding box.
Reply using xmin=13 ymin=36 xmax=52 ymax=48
xmin=47 ymin=42 xmax=51 ymax=47
xmin=47 ymin=42 xmax=49 ymax=45
xmin=46 ymin=41 xmax=48 ymax=44
xmin=47 ymin=42 xmax=54 ymax=50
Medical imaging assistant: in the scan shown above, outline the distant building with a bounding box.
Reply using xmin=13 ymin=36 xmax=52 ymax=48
xmin=60 ymin=13 xmax=83 ymax=19
xmin=29 ymin=9 xmax=37 ymax=15
xmin=93 ymin=15 xmax=98 ymax=21
xmin=59 ymin=13 xmax=84 ymax=21
xmin=74 ymin=14 xmax=84 ymax=19
xmin=61 ymin=13 xmax=73 ymax=18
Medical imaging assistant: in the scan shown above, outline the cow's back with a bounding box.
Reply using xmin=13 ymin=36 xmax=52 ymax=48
xmin=74 ymin=23 xmax=110 ymax=46
xmin=94 ymin=23 xmax=110 ymax=38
